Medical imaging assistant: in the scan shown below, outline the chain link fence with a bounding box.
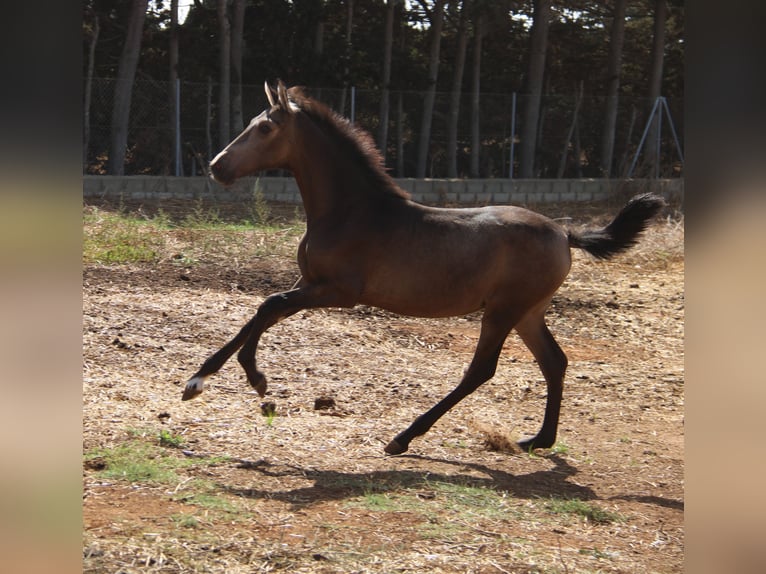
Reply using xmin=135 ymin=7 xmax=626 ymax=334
xmin=85 ymin=78 xmax=683 ymax=179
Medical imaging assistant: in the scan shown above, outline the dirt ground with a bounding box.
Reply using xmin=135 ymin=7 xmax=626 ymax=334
xmin=82 ymin=199 xmax=684 ymax=573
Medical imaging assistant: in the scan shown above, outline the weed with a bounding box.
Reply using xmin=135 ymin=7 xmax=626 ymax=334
xmin=250 ymin=178 xmax=272 ymax=224
xmin=152 ymin=208 xmax=173 ymax=229
xmin=183 ymin=198 xmax=221 ymax=228
xmin=260 ymin=402 xmax=277 ymax=426
xmin=550 ymin=441 xmax=570 ymax=455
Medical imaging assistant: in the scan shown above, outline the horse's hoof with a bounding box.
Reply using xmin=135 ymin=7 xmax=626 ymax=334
xmin=384 ymin=439 xmax=408 ymax=455
xmin=250 ymin=372 xmax=267 ymax=398
xmin=517 ymin=436 xmax=553 ymax=452
xmin=182 ymin=376 xmax=205 ymax=401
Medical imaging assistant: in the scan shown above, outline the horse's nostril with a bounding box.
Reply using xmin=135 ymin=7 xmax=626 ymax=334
xmin=209 ymin=154 xmax=235 ymax=185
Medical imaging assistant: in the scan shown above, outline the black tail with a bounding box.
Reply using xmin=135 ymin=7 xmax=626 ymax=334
xmin=567 ymin=193 xmax=665 ymax=260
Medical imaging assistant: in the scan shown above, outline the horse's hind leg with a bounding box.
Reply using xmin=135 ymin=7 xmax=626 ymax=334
xmin=514 ymin=311 xmax=568 ymax=451
xmin=385 ymin=311 xmax=517 ymax=455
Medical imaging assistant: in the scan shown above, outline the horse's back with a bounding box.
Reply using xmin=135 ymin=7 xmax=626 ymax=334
xmin=355 ymin=201 xmax=572 ymax=317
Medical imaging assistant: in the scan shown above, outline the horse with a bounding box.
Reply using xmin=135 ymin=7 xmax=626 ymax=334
xmin=182 ymin=80 xmax=664 ymax=456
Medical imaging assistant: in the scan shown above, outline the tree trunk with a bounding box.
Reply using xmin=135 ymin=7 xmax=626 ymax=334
xmin=416 ymin=0 xmax=446 ymax=178
xmin=599 ymin=0 xmax=627 ymax=177
xmin=469 ymin=10 xmax=484 ymax=178
xmin=217 ymin=0 xmax=231 ymax=149
xmin=206 ymin=77 xmax=213 ymax=164
xmin=107 ymin=0 xmax=148 ymax=175
xmin=83 ymin=9 xmax=99 ymax=171
xmin=518 ymin=0 xmax=551 ymax=179
xmin=644 ymin=0 xmax=666 ymax=177
xmin=377 ymin=0 xmax=397 ymax=159
xmin=312 ymin=8 xmax=324 ymax=94
xmin=169 ymin=0 xmax=181 ymax=175
xmin=396 ymin=91 xmax=405 ymax=177
xmin=231 ymin=0 xmax=245 ymax=133
xmin=339 ymin=0 xmax=354 ymax=114
xmin=447 ymin=0 xmax=469 ymax=178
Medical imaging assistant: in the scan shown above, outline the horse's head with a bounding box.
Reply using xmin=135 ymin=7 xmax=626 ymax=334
xmin=209 ymin=80 xmax=298 ymax=186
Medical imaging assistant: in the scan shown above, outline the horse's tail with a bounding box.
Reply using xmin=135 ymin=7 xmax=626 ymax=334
xmin=567 ymin=193 xmax=665 ymax=260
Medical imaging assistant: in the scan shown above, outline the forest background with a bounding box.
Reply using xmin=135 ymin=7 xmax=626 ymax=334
xmin=82 ymin=0 xmax=684 ymax=180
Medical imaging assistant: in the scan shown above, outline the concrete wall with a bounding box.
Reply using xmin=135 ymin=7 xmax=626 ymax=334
xmin=83 ymin=175 xmax=683 ymax=207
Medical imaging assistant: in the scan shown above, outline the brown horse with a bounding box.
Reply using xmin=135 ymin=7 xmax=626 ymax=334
xmin=182 ymin=80 xmax=664 ymax=455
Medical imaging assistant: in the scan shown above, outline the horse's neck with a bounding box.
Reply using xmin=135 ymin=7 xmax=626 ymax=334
xmin=289 ymin=120 xmax=371 ymax=223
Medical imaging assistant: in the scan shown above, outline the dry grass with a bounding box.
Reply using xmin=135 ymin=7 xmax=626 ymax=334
xmin=83 ymin=199 xmax=684 ymax=573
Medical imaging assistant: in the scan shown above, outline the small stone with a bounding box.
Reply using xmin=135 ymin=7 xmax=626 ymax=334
xmin=313 ymin=396 xmax=336 ymax=410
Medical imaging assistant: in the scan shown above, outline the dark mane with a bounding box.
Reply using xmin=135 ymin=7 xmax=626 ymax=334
xmin=287 ymin=87 xmax=410 ymax=200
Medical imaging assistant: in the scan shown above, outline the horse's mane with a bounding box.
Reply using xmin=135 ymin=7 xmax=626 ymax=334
xmin=286 ymin=87 xmax=410 ymax=200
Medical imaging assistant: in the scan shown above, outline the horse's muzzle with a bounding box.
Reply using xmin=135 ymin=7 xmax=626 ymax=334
xmin=209 ymin=152 xmax=235 ymax=186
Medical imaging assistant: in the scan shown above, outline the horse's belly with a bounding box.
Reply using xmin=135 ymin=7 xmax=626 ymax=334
xmin=357 ymin=268 xmax=489 ymax=318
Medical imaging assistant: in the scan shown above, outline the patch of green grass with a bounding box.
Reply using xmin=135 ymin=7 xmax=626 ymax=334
xmin=343 ymin=476 xmax=516 ymax=541
xmin=542 ymin=497 xmax=624 ymax=525
xmin=171 ymin=513 xmax=200 ymax=529
xmin=550 ymin=441 xmax=570 ymax=455
xmin=84 ymin=205 xmax=306 ymax=267
xmin=359 ymin=491 xmax=399 ymax=512
xmin=158 ymin=429 xmax=185 ymax=449
xmin=83 ymin=432 xmax=230 ymax=485
xmin=579 ymin=547 xmax=615 ymax=560
xmin=425 ymin=479 xmax=511 ymax=518
xmin=85 ymin=435 xmax=247 ymax=523
xmin=83 ymin=209 xmax=165 ymax=264
xmin=84 ymin=441 xmax=192 ymax=483
xmin=174 ymin=486 xmax=239 ymax=514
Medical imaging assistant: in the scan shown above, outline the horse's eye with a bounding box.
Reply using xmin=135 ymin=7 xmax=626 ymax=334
xmin=258 ymin=122 xmax=273 ymax=136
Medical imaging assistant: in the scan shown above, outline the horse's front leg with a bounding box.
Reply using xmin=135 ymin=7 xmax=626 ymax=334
xmin=183 ymin=283 xmax=355 ymax=400
xmin=235 ymin=289 xmax=318 ymax=396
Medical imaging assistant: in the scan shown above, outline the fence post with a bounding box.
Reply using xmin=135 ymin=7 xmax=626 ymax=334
xmin=174 ymin=78 xmax=182 ymax=176
xmin=509 ymin=92 xmax=517 ymax=179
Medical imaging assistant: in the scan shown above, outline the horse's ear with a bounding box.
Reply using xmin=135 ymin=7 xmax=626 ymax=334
xmin=277 ymin=80 xmax=294 ymax=115
xmin=264 ymin=81 xmax=276 ymax=107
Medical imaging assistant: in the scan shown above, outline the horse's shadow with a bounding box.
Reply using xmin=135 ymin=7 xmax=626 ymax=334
xmin=226 ymin=453 xmax=596 ymax=508
xmin=223 ymin=453 xmax=683 ymax=511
